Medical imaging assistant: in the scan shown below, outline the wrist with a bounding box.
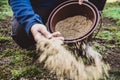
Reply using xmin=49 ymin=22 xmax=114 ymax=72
xmin=31 ymin=23 xmax=44 ymax=33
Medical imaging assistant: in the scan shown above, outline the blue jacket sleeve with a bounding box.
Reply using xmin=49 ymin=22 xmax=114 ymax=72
xmin=9 ymin=0 xmax=43 ymax=35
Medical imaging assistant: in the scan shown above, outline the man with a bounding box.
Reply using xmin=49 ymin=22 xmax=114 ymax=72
xmin=9 ymin=0 xmax=106 ymax=48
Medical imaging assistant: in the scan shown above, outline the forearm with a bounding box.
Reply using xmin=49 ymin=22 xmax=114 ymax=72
xmin=9 ymin=0 xmax=44 ymax=35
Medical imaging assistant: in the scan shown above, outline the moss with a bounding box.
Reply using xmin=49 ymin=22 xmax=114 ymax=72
xmin=0 ymin=48 xmax=42 ymax=80
xmin=115 ymin=32 xmax=120 ymax=40
xmin=0 ymin=49 xmax=38 ymax=68
xmin=0 ymin=49 xmax=19 ymax=59
xmin=93 ymin=42 xmax=106 ymax=53
xmin=0 ymin=28 xmax=7 ymax=33
xmin=105 ymin=44 xmax=115 ymax=49
xmin=0 ymin=1 xmax=12 ymax=20
xmin=96 ymin=31 xmax=113 ymax=41
xmin=9 ymin=55 xmax=34 ymax=68
xmin=108 ymin=69 xmax=120 ymax=80
xmin=0 ymin=65 xmax=12 ymax=80
xmin=110 ymin=69 xmax=120 ymax=75
xmin=116 ymin=20 xmax=120 ymax=26
xmin=11 ymin=66 xmax=44 ymax=80
xmin=0 ymin=36 xmax=12 ymax=43
xmin=1 ymin=49 xmax=36 ymax=57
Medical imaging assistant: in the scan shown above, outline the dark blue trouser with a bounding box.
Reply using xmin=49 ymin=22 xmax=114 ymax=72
xmin=11 ymin=18 xmax=36 ymax=49
xmin=11 ymin=0 xmax=106 ymax=49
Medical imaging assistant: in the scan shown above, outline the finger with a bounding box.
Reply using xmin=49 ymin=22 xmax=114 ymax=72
xmin=53 ymin=37 xmax=64 ymax=44
xmin=55 ymin=37 xmax=64 ymax=41
xmin=39 ymin=27 xmax=52 ymax=39
xmin=34 ymin=33 xmax=44 ymax=43
xmin=79 ymin=0 xmax=83 ymax=5
xmin=52 ymin=31 xmax=61 ymax=37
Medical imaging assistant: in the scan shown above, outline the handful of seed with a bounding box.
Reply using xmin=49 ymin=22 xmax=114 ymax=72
xmin=55 ymin=15 xmax=93 ymax=39
xmin=37 ymin=38 xmax=110 ymax=80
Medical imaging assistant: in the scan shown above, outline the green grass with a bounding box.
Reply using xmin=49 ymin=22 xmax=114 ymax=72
xmin=105 ymin=2 xmax=120 ymax=8
xmin=0 ymin=0 xmax=120 ymax=80
xmin=108 ymin=69 xmax=120 ymax=80
xmin=0 ymin=47 xmax=55 ymax=80
xmin=97 ymin=31 xmax=113 ymax=41
xmin=0 ymin=1 xmax=12 ymax=20
xmin=103 ymin=7 xmax=120 ymax=20
xmin=103 ymin=2 xmax=120 ymax=26
xmin=0 ymin=48 xmax=43 ymax=80
xmin=96 ymin=24 xmax=120 ymax=46
xmin=97 ymin=2 xmax=120 ymax=79
xmin=0 ymin=36 xmax=12 ymax=43
xmin=10 ymin=66 xmax=44 ymax=80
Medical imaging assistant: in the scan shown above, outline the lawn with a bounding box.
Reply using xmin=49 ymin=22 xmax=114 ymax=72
xmin=0 ymin=0 xmax=120 ymax=80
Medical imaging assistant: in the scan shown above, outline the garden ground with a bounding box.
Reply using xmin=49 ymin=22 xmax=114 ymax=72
xmin=0 ymin=1 xmax=120 ymax=80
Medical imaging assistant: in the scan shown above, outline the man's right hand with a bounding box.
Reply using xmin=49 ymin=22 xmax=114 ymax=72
xmin=31 ymin=24 xmax=64 ymax=43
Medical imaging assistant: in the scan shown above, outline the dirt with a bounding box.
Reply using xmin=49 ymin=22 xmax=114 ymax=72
xmin=96 ymin=17 xmax=120 ymax=70
xmin=106 ymin=48 xmax=120 ymax=69
xmin=55 ymin=15 xmax=92 ymax=39
xmin=0 ymin=17 xmax=120 ymax=79
xmin=0 ymin=18 xmax=18 ymax=52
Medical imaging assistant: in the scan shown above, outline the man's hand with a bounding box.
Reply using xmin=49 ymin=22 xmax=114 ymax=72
xmin=79 ymin=0 xmax=88 ymax=4
xmin=79 ymin=0 xmax=84 ymax=4
xmin=31 ymin=24 xmax=64 ymax=43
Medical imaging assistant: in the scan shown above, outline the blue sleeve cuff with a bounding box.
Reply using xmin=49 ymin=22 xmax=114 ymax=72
xmin=25 ymin=14 xmax=44 ymax=36
xmin=9 ymin=0 xmax=44 ymax=36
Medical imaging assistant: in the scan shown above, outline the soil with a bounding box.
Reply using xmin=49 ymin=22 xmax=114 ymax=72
xmin=0 ymin=18 xmax=18 ymax=51
xmin=0 ymin=17 xmax=120 ymax=79
xmin=96 ymin=17 xmax=120 ymax=69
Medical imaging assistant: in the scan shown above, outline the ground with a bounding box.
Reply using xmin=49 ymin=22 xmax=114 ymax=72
xmin=0 ymin=1 xmax=120 ymax=80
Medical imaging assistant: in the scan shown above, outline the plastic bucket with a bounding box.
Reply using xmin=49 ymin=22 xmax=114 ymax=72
xmin=47 ymin=0 xmax=100 ymax=43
